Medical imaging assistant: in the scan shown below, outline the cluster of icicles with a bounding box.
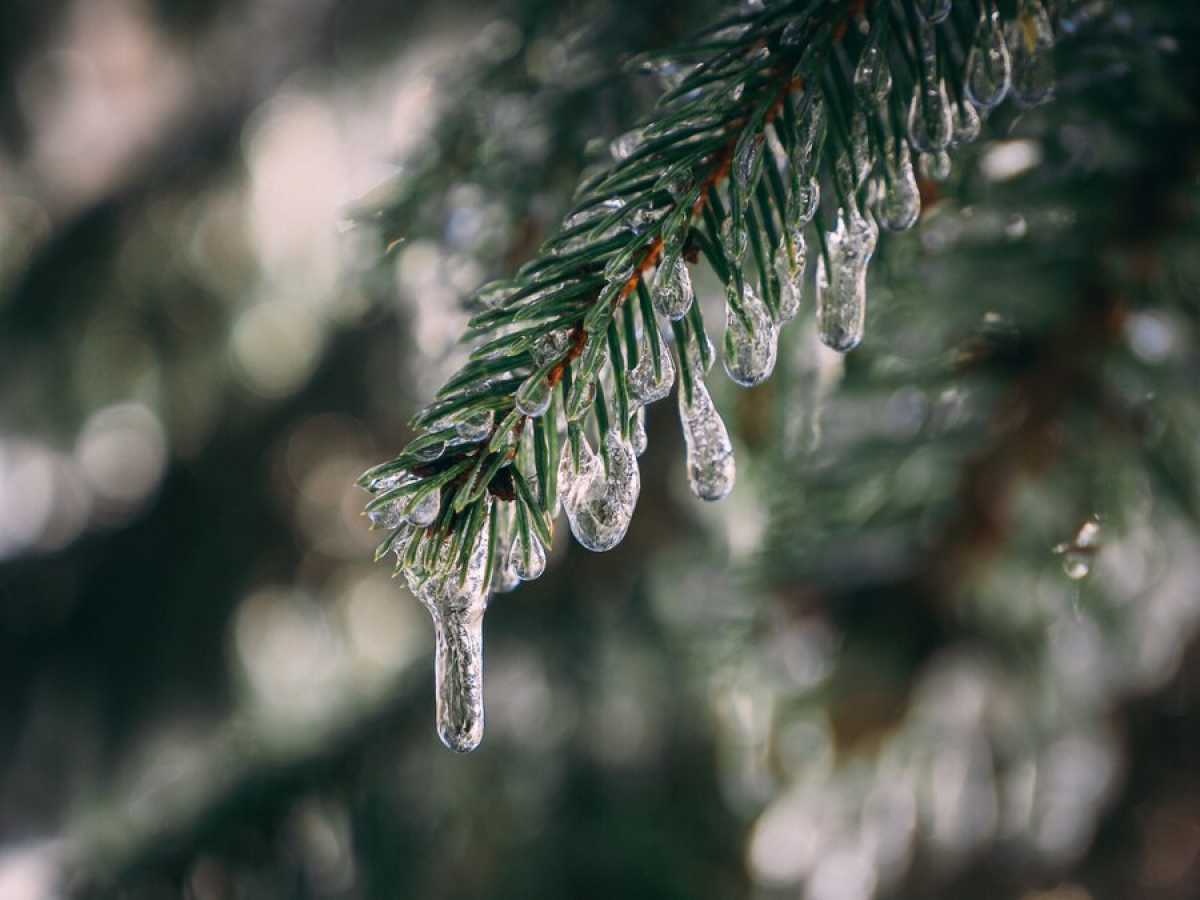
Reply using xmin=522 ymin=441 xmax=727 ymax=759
xmin=364 ymin=0 xmax=1056 ymax=752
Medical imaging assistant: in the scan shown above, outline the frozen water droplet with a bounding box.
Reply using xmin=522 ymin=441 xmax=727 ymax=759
xmin=407 ymin=488 xmax=442 ymax=527
xmin=816 ymin=206 xmax=878 ymax=352
xmin=628 ymin=325 xmax=676 ymax=405
xmin=952 ymin=101 xmax=982 ymax=146
xmin=723 ymin=283 xmax=779 ymax=387
xmin=419 ymin=517 xmax=491 ymax=752
xmin=966 ymin=4 xmax=1011 ymax=109
xmin=774 ymin=226 xmax=807 ymax=323
xmin=908 ymin=79 xmax=954 ymax=153
xmin=455 ymin=409 xmax=494 ymax=443
xmin=721 ymin=217 xmax=748 ymax=264
xmin=493 ymin=532 xmax=520 ymax=594
xmin=787 ymin=175 xmax=820 ymax=229
xmin=678 ymin=376 xmax=736 ymax=502
xmin=516 ymin=371 xmax=553 ymax=417
xmin=560 ymin=430 xmax=640 ymax=552
xmin=919 ymin=150 xmax=952 ymax=182
xmin=511 ymin=531 xmax=546 ymax=580
xmin=854 ymin=45 xmax=892 ymax=102
xmin=734 ymin=131 xmax=764 ymax=195
xmin=918 ymin=0 xmax=952 ymax=24
xmin=368 ymin=502 xmax=404 ymax=530
xmin=1008 ymin=0 xmax=1055 ymax=107
xmin=610 ymin=128 xmax=645 ymax=161
xmin=654 ymin=256 xmax=694 ymax=320
xmin=531 ymin=329 xmax=572 ymax=367
xmin=412 ymin=441 xmax=445 ymax=463
xmin=876 ymin=139 xmax=921 ymax=231
xmin=631 ymin=406 xmax=648 ymax=456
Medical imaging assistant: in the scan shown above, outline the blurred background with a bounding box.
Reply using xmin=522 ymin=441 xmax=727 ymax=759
xmin=2 ymin=0 xmax=1200 ymax=898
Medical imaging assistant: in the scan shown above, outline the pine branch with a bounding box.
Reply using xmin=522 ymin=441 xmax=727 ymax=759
xmin=358 ymin=0 xmax=1064 ymax=751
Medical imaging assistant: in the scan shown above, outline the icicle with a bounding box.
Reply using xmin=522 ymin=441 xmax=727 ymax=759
xmin=854 ymin=45 xmax=893 ymax=103
xmin=631 ymin=406 xmax=648 ymax=457
xmin=952 ymin=101 xmax=982 ymax=146
xmin=559 ymin=430 xmax=640 ymax=552
xmin=1053 ymin=516 xmax=1101 ymax=580
xmin=919 ymin=150 xmax=952 ymax=182
xmin=908 ymin=20 xmax=954 ymax=153
xmin=966 ymin=1 xmax=1012 ymax=109
xmin=515 ymin=372 xmax=553 ymax=417
xmin=627 ymin=325 xmax=676 ymax=405
xmin=815 ymin=206 xmax=878 ymax=352
xmin=510 ymin=529 xmax=547 ymax=580
xmin=876 ymin=139 xmax=921 ymax=232
xmin=454 ymin=409 xmax=494 ymax=443
xmin=677 ymin=376 xmax=736 ymax=502
xmin=773 ymin=225 xmax=807 ymax=323
xmin=723 ymin=282 xmax=779 ymax=387
xmin=418 ymin=512 xmax=491 ymax=752
xmin=406 ymin=488 xmax=442 ymax=528
xmin=1008 ymin=0 xmax=1055 ymax=107
xmin=917 ymin=0 xmax=952 ymax=24
xmin=654 ymin=256 xmax=695 ymax=320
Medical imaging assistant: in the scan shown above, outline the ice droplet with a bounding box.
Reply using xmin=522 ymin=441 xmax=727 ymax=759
xmin=876 ymin=139 xmax=921 ymax=232
xmin=966 ymin=3 xmax=1012 ymax=109
xmin=654 ymin=256 xmax=695 ymax=320
xmin=908 ymin=79 xmax=954 ymax=153
xmin=919 ymin=150 xmax=953 ymax=182
xmin=418 ymin=516 xmax=491 ymax=752
xmin=917 ymin=0 xmax=952 ymax=24
xmin=815 ymin=206 xmax=878 ymax=352
xmin=631 ymin=406 xmax=648 ymax=456
xmin=368 ymin=502 xmax=404 ymax=530
xmin=560 ymin=430 xmax=640 ymax=552
xmin=412 ymin=441 xmax=445 ymax=463
xmin=952 ymin=101 xmax=983 ymax=146
xmin=510 ymin=529 xmax=547 ymax=580
xmin=627 ymin=324 xmax=676 ymax=405
xmin=406 ymin=488 xmax=442 ymax=528
xmin=531 ymin=329 xmax=572 ymax=367
xmin=1008 ymin=0 xmax=1056 ymax=107
xmin=454 ymin=409 xmax=494 ymax=443
xmin=774 ymin=226 xmax=807 ymax=323
xmin=516 ymin=371 xmax=553 ymax=417
xmin=678 ymin=376 xmax=736 ymax=502
xmin=723 ymin=282 xmax=779 ymax=387
xmin=854 ymin=44 xmax=892 ymax=103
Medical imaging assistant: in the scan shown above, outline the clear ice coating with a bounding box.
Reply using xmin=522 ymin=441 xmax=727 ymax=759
xmin=815 ymin=205 xmax=878 ymax=353
xmin=876 ymin=139 xmax=921 ymax=232
xmin=454 ymin=409 xmax=494 ymax=443
xmin=722 ymin=282 xmax=779 ymax=387
xmin=908 ymin=78 xmax=954 ymax=153
xmin=406 ymin=488 xmax=442 ymax=527
xmin=559 ymin=430 xmax=640 ymax=552
xmin=515 ymin=371 xmax=553 ymax=417
xmin=786 ymin=175 xmax=820 ymax=230
xmin=627 ymin=324 xmax=676 ymax=405
xmin=368 ymin=501 xmax=404 ymax=530
xmin=774 ymin=226 xmax=807 ymax=323
xmin=1008 ymin=0 xmax=1055 ymax=107
xmin=654 ymin=256 xmax=695 ymax=321
xmin=853 ymin=45 xmax=892 ymax=103
xmin=733 ymin=129 xmax=764 ymax=195
xmin=721 ymin=216 xmax=749 ymax=265
xmin=677 ymin=375 xmax=736 ymax=502
xmin=531 ymin=329 xmax=572 ymax=367
xmin=917 ymin=0 xmax=952 ymax=24
xmin=966 ymin=2 xmax=1012 ymax=108
xmin=417 ymin=514 xmax=491 ymax=752
xmin=631 ymin=406 xmax=648 ymax=456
